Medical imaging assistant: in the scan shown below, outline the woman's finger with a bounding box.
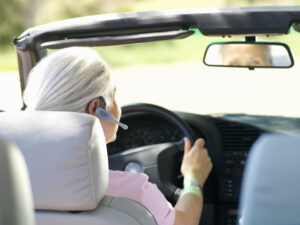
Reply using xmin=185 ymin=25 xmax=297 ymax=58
xmin=194 ymin=138 xmax=205 ymax=149
xmin=184 ymin=137 xmax=192 ymax=154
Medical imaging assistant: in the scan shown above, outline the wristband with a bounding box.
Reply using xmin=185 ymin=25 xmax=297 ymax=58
xmin=180 ymin=174 xmax=203 ymax=198
xmin=180 ymin=186 xmax=202 ymax=198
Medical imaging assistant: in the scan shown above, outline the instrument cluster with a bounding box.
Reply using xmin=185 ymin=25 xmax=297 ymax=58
xmin=107 ymin=115 xmax=184 ymax=155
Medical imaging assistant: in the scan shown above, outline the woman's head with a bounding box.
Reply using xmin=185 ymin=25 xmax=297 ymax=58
xmin=24 ymin=47 xmax=115 ymax=112
xmin=24 ymin=47 xmax=121 ymax=143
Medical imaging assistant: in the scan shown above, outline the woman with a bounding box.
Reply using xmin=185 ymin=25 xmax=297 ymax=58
xmin=24 ymin=47 xmax=213 ymax=225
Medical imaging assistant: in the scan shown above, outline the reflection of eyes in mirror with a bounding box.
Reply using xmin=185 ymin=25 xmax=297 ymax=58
xmin=220 ymin=44 xmax=272 ymax=66
xmin=226 ymin=58 xmax=267 ymax=67
xmin=204 ymin=43 xmax=293 ymax=68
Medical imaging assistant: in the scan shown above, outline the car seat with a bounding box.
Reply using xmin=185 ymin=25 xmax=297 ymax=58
xmin=238 ymin=134 xmax=300 ymax=225
xmin=0 ymin=138 xmax=35 ymax=225
xmin=0 ymin=111 xmax=157 ymax=225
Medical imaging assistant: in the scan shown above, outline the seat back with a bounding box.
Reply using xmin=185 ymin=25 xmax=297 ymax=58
xmin=0 ymin=111 xmax=157 ymax=225
xmin=0 ymin=139 xmax=35 ymax=225
xmin=239 ymin=134 xmax=300 ymax=225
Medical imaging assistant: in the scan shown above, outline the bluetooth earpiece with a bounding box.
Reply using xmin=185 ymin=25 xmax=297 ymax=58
xmin=94 ymin=96 xmax=128 ymax=130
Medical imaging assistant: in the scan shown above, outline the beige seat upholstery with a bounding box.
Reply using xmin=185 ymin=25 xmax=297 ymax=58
xmin=0 ymin=139 xmax=35 ymax=225
xmin=0 ymin=111 xmax=157 ymax=225
xmin=239 ymin=134 xmax=300 ymax=225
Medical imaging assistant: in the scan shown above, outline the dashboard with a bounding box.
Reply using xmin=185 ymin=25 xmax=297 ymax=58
xmin=108 ymin=115 xmax=184 ymax=155
xmin=107 ymin=109 xmax=286 ymax=225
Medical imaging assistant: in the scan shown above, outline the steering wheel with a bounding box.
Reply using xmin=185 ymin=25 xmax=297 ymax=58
xmin=108 ymin=103 xmax=197 ymax=202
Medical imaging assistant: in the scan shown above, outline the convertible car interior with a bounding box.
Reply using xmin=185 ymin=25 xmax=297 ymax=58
xmin=1 ymin=5 xmax=300 ymax=225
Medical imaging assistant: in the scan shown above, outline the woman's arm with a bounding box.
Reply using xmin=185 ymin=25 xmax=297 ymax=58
xmin=174 ymin=138 xmax=213 ymax=225
xmin=174 ymin=193 xmax=203 ymax=225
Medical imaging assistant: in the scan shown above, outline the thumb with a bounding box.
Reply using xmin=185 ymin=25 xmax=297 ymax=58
xmin=184 ymin=137 xmax=192 ymax=154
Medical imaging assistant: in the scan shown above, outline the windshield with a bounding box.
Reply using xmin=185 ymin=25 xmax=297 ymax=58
xmin=1 ymin=29 xmax=299 ymax=117
xmin=93 ymin=29 xmax=300 ymax=117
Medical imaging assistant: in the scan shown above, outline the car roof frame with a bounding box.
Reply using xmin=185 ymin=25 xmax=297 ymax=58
xmin=13 ymin=6 xmax=300 ymax=92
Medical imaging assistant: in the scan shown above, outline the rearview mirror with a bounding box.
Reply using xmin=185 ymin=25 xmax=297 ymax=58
xmin=204 ymin=42 xmax=294 ymax=69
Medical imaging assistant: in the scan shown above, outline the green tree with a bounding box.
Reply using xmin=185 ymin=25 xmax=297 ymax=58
xmin=36 ymin=0 xmax=103 ymax=25
xmin=0 ymin=0 xmax=28 ymax=49
xmin=35 ymin=0 xmax=140 ymax=25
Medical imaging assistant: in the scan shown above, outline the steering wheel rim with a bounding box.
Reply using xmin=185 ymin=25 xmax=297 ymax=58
xmin=121 ymin=103 xmax=196 ymax=143
xmin=109 ymin=103 xmax=197 ymax=202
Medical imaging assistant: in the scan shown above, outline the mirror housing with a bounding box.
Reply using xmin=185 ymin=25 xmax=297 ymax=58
xmin=203 ymin=42 xmax=294 ymax=70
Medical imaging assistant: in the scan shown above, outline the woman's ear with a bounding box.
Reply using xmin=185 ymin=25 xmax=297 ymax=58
xmin=88 ymin=99 xmax=100 ymax=115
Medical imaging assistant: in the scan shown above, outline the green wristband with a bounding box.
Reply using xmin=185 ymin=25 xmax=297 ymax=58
xmin=180 ymin=174 xmax=203 ymax=198
xmin=180 ymin=186 xmax=202 ymax=198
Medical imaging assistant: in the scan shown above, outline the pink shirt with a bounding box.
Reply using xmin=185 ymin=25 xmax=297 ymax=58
xmin=106 ymin=170 xmax=175 ymax=225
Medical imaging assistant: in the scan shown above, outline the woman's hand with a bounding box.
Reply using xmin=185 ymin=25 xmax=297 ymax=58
xmin=174 ymin=138 xmax=213 ymax=225
xmin=180 ymin=138 xmax=213 ymax=187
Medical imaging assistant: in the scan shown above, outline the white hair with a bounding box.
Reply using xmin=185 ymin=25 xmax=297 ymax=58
xmin=24 ymin=47 xmax=115 ymax=112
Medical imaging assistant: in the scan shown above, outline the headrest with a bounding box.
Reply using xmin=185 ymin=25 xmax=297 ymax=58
xmin=239 ymin=134 xmax=300 ymax=225
xmin=0 ymin=111 xmax=108 ymax=211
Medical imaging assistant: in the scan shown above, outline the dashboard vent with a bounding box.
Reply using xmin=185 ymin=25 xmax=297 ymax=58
xmin=211 ymin=118 xmax=263 ymax=152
